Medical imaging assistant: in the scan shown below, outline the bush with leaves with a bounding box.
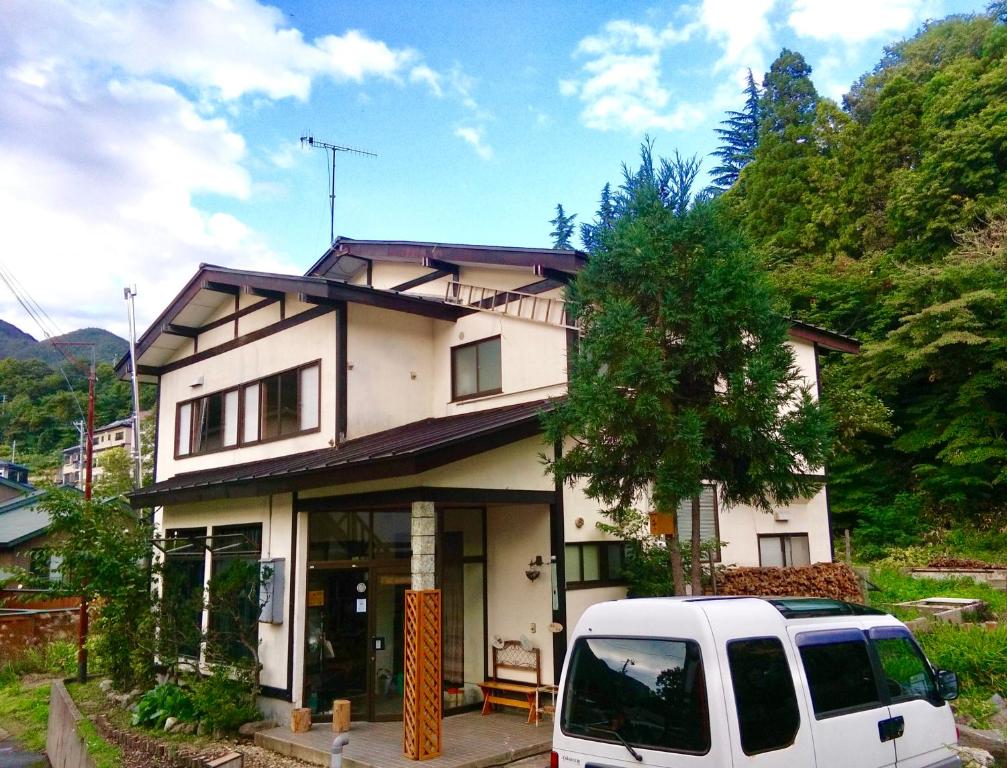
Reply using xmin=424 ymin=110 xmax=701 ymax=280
xmin=188 ymin=667 xmax=260 ymax=733
xmin=852 ymin=493 xmax=924 ymax=561
xmin=132 ymin=683 xmax=197 ymax=730
xmin=5 ymin=489 xmax=157 ymax=690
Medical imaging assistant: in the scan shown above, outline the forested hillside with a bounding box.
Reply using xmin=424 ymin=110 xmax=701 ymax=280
xmin=718 ymin=8 xmax=1007 ymax=531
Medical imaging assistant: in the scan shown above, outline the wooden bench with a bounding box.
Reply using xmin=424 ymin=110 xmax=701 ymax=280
xmin=479 ymin=641 xmax=541 ymax=724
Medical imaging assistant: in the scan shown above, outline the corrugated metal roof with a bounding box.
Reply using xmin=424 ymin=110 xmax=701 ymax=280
xmin=129 ymin=397 xmax=558 ymax=506
xmin=0 ymin=492 xmax=50 ymax=549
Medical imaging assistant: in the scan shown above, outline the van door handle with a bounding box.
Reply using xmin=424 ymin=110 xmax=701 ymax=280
xmin=878 ymin=715 xmax=905 ymax=742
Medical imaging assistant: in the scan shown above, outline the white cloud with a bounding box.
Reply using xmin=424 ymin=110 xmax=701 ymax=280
xmin=696 ymin=0 xmax=778 ymax=73
xmin=563 ymin=18 xmax=709 ymax=133
xmin=788 ymin=0 xmax=935 ymax=43
xmin=454 ymin=126 xmax=493 ymax=160
xmin=3 ymin=1 xmax=427 ymax=103
xmin=0 ymin=0 xmax=452 ymax=335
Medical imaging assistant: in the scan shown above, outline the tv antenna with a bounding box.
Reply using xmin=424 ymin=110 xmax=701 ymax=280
xmin=300 ymin=134 xmax=377 ymax=245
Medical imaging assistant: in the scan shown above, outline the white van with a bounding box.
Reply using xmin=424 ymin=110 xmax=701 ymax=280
xmin=552 ymin=597 xmax=961 ymax=768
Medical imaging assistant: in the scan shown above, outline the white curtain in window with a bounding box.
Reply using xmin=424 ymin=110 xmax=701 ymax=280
xmin=177 ymin=402 xmax=192 ymax=455
xmin=300 ymin=364 xmax=319 ymax=431
xmin=224 ymin=390 xmax=239 ymax=447
xmin=243 ymin=384 xmax=259 ymax=443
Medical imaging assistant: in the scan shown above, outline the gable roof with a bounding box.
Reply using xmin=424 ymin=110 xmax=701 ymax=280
xmin=128 ymin=398 xmax=556 ymax=508
xmin=0 ymin=491 xmax=51 ymax=550
xmin=307 ymin=238 xmax=588 ymax=278
xmin=114 ymin=263 xmax=474 ymax=380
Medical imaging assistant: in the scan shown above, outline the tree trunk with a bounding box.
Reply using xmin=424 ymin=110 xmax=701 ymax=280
xmin=665 ymin=531 xmax=686 ymax=595
xmin=690 ymin=495 xmax=703 ymax=596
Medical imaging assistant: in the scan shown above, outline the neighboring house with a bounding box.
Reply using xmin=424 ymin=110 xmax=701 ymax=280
xmin=0 ymin=461 xmax=30 ymax=490
xmin=60 ymin=416 xmax=143 ymax=488
xmin=0 ymin=490 xmax=58 ymax=582
xmin=116 ymin=237 xmax=858 ymax=723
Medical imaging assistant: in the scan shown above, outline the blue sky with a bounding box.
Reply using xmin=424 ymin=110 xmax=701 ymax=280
xmin=0 ymin=0 xmax=984 ymax=336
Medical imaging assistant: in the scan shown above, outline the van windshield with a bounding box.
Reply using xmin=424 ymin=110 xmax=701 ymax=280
xmin=560 ymin=636 xmax=710 ymax=755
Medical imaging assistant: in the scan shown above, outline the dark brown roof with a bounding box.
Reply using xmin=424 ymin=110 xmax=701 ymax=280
xmin=307 ymin=238 xmax=588 ymax=277
xmin=128 ymin=398 xmax=557 ymax=508
xmin=114 ymin=264 xmax=473 ymax=379
xmin=786 ymin=319 xmax=860 ymax=354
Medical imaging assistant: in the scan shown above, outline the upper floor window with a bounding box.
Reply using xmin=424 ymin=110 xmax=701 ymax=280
xmin=451 ymin=336 xmax=501 ymax=401
xmin=114 ymin=431 xmax=124 ymax=441
xmin=176 ymin=361 xmax=320 ymax=457
xmin=676 ymin=485 xmax=720 ymax=561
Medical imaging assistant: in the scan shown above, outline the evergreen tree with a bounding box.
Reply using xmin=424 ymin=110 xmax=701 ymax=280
xmin=710 ymin=69 xmax=760 ymax=191
xmin=580 ymin=183 xmax=615 ymax=253
xmin=549 ymin=204 xmax=577 ymax=250
xmin=545 ymin=147 xmax=830 ymax=595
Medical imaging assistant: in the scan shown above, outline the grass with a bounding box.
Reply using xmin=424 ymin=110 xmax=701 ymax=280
xmin=76 ymin=718 xmax=122 ymax=768
xmin=867 ymin=567 xmax=1007 ymax=617
xmin=0 ymin=681 xmax=51 ymax=752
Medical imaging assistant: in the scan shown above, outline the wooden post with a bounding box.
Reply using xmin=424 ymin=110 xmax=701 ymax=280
xmin=290 ymin=708 xmax=312 ymax=734
xmin=708 ymin=548 xmax=717 ymax=596
xmin=331 ymin=699 xmax=351 ymax=733
xmin=845 ymin=528 xmax=852 ymax=564
xmin=403 ymin=589 xmax=442 ymax=761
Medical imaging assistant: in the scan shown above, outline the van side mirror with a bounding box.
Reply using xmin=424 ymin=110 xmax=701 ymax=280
xmin=936 ymin=670 xmax=959 ymax=701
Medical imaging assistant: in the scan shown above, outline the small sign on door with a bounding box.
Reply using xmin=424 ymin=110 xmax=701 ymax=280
xmin=356 ymin=598 xmax=367 ymax=613
xmin=307 ymin=590 xmax=325 ymax=607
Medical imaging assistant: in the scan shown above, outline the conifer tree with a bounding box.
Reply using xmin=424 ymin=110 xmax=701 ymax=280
xmin=545 ymin=144 xmax=830 ymax=595
xmin=549 ymin=204 xmax=577 ymax=250
xmin=710 ymin=69 xmax=761 ymax=191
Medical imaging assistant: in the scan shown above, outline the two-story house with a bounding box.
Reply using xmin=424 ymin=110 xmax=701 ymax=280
xmin=116 ymin=238 xmax=857 ymax=723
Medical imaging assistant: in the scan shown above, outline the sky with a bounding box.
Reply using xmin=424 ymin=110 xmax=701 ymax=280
xmin=0 ymin=0 xmax=985 ymax=338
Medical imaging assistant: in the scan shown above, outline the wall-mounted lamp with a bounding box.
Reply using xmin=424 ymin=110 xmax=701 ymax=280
xmin=526 ymin=555 xmax=544 ymax=581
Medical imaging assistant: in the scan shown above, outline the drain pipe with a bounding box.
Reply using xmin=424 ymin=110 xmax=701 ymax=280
xmin=331 ymin=734 xmax=350 ymax=768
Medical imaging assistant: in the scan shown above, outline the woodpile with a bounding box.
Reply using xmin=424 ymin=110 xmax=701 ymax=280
xmin=718 ymin=562 xmax=863 ymax=603
xmin=927 ymin=557 xmax=1007 ymax=570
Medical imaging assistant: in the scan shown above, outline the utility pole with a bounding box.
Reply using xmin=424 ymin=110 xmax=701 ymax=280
xmin=300 ymin=134 xmax=376 ymax=244
xmin=124 ymin=286 xmax=143 ymax=488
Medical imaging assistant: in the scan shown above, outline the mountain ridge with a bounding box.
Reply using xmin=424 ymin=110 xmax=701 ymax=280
xmin=0 ymin=320 xmax=128 ymax=366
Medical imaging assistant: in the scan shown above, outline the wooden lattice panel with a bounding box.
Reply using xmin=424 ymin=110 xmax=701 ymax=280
xmin=403 ymin=589 xmax=442 ymax=760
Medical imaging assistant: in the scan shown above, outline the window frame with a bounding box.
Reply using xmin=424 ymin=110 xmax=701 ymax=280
xmin=757 ymin=533 xmax=811 ymax=568
xmin=564 ymin=541 xmax=627 ymax=589
xmin=796 ymin=629 xmax=886 ymax=720
xmin=207 ymin=523 xmax=263 ymax=662
xmin=675 ymin=486 xmax=722 ymax=562
xmin=162 ymin=526 xmax=209 ymax=659
xmin=450 ymin=335 xmax=502 ymax=402
xmin=174 ymin=359 xmax=322 ymax=459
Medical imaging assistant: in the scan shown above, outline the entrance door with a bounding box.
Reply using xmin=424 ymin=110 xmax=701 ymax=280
xmin=370 ymin=568 xmax=411 ymax=720
xmin=305 ymin=568 xmax=370 ymax=719
xmin=304 ymin=565 xmax=410 ymax=721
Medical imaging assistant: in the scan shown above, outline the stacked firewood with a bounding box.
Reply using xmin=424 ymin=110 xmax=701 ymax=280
xmin=718 ymin=562 xmax=863 ymax=603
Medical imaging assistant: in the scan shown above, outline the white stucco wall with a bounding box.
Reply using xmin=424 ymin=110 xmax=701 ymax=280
xmin=486 ymin=504 xmax=555 ymax=685
xmin=156 ymin=309 xmax=338 ymax=480
xmin=345 ymin=303 xmax=437 ymax=438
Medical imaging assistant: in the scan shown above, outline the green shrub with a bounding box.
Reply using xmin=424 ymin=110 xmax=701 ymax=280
xmin=853 ymin=493 xmax=924 ymax=561
xmin=0 ymin=639 xmax=77 ymax=685
xmin=187 ymin=667 xmax=260 ymax=733
xmin=131 ymin=683 xmax=197 ymax=730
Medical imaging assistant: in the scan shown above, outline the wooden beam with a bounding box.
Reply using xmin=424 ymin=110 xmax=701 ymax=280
xmin=246 ymin=286 xmax=285 ymax=301
xmin=203 ymin=280 xmax=241 ymax=296
xmin=391 ymin=269 xmax=454 ymax=293
xmin=161 ymin=323 xmax=199 ymax=338
xmin=421 ymin=257 xmax=460 ymax=275
xmin=534 ymin=266 xmax=573 ymax=285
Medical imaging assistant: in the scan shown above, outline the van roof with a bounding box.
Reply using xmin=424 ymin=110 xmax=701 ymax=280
xmin=575 ymin=596 xmax=888 ymax=639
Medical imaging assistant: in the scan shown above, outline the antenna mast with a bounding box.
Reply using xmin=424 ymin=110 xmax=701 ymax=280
xmin=300 ymin=134 xmax=377 ymax=245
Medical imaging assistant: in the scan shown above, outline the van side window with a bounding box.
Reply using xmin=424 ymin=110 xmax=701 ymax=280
xmin=797 ymin=630 xmax=882 ymax=718
xmin=869 ymin=627 xmax=939 ymax=704
xmin=560 ymin=637 xmax=710 ymax=755
xmin=727 ymin=638 xmax=801 ymax=754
